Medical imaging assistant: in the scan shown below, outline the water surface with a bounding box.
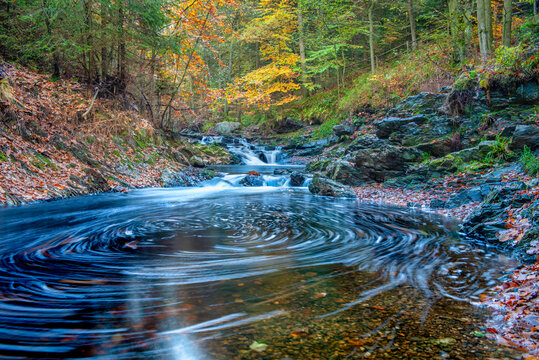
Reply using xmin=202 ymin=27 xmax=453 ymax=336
xmin=0 ymin=184 xmax=523 ymax=359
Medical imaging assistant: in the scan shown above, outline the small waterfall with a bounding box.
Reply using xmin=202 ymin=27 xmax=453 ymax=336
xmin=201 ymin=173 xmax=309 ymax=189
xmin=200 ymin=137 xmax=283 ymax=165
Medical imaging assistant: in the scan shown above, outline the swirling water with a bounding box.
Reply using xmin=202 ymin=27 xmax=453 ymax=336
xmin=0 ymin=174 xmax=523 ymax=359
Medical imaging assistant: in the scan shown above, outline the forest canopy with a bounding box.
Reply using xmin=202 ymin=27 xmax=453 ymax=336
xmin=0 ymin=0 xmax=538 ymax=131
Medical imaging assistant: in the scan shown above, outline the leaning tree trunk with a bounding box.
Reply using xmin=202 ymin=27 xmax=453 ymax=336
xmin=502 ymin=0 xmax=512 ymax=47
xmin=408 ymin=0 xmax=417 ymax=50
xmin=368 ymin=0 xmax=376 ymax=74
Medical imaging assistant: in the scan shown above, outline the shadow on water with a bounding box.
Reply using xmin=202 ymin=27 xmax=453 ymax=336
xmin=0 ymin=184 xmax=524 ymax=359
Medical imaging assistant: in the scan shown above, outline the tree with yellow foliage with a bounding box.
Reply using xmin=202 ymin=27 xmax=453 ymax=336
xmin=230 ymin=0 xmax=301 ymax=110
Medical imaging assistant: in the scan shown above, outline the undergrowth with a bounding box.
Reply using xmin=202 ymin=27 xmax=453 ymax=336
xmin=521 ymin=145 xmax=539 ymax=175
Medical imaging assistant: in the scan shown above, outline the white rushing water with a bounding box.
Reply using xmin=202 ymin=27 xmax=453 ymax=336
xmin=200 ymin=136 xmax=284 ymax=166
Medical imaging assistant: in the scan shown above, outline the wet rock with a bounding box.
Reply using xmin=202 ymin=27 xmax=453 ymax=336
xmin=215 ymin=122 xmax=241 ymax=136
xmin=333 ymin=124 xmax=354 ymax=137
xmin=461 ymin=183 xmax=525 ymax=247
xmin=240 ymin=174 xmax=263 ymax=187
xmin=83 ymin=168 xmax=111 ymax=193
xmin=274 ymin=169 xmax=292 ymax=175
xmin=160 ymin=168 xmax=218 ymax=187
xmin=290 ymin=171 xmax=305 ymax=187
xmin=308 ymin=177 xmax=355 ymax=198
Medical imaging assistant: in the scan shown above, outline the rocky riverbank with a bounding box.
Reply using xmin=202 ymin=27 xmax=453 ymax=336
xmin=289 ymin=80 xmax=539 ymax=355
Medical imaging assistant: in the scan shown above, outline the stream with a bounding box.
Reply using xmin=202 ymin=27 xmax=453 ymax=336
xmin=0 ymin=139 xmax=524 ymax=359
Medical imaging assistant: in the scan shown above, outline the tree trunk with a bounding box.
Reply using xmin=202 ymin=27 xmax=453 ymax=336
xmin=297 ymin=2 xmax=307 ymax=96
xmin=117 ymin=1 xmax=126 ymax=92
xmin=486 ymin=0 xmax=493 ymax=51
xmin=408 ymin=0 xmax=417 ymax=50
xmin=368 ymin=0 xmax=376 ymax=74
xmin=41 ymin=0 xmax=60 ymax=78
xmin=502 ymin=0 xmax=512 ymax=47
xmin=100 ymin=2 xmax=108 ymax=79
xmin=448 ymin=0 xmax=461 ymax=63
xmin=477 ymin=0 xmax=491 ymax=62
xmin=84 ymin=0 xmax=96 ymax=84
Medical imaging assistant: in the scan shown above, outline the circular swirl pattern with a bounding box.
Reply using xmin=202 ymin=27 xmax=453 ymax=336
xmin=0 ymin=188 xmax=515 ymax=358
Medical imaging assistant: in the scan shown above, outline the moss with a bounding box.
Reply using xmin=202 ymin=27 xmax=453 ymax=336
xmin=31 ymin=153 xmax=59 ymax=170
xmin=306 ymin=159 xmax=331 ymax=172
xmin=0 ymin=151 xmax=8 ymax=162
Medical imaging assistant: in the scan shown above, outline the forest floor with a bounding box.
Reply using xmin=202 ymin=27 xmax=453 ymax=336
xmin=0 ymin=64 xmax=232 ymax=205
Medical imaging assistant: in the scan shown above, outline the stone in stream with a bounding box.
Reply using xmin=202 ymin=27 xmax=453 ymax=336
xmin=240 ymin=173 xmax=264 ymax=187
xmin=289 ymin=171 xmax=305 ymax=187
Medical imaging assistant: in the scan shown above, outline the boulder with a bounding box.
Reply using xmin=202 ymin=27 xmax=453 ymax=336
xmin=240 ymin=174 xmax=264 ymax=187
xmin=290 ymin=172 xmax=305 ymax=187
xmin=308 ymin=177 xmax=355 ymax=198
xmin=515 ymin=81 xmax=539 ymax=104
xmin=326 ymin=159 xmax=363 ymax=186
xmin=189 ymin=155 xmax=205 ymax=168
xmin=333 ymin=124 xmax=354 ymax=137
xmin=215 ymin=122 xmax=241 ymax=136
xmin=509 ymin=125 xmax=539 ymax=151
xmin=274 ymin=117 xmax=304 ymax=134
xmin=349 ymin=145 xmax=421 ymax=183
xmin=376 ymin=115 xmax=429 ymax=139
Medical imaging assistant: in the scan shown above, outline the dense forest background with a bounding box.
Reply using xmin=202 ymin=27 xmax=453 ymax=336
xmin=0 ymin=0 xmax=538 ymax=133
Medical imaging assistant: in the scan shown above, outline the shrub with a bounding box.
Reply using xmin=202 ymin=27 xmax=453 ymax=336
xmin=201 ymin=122 xmax=214 ymax=133
xmin=485 ymin=135 xmax=514 ymax=162
xmin=521 ymin=145 xmax=539 ymax=175
xmin=312 ymin=118 xmax=340 ymax=140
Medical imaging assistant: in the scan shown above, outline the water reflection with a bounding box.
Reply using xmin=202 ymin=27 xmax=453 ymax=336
xmin=0 ymin=186 xmax=521 ymax=359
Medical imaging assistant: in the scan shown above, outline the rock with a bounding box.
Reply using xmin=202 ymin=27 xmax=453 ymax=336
xmin=239 ymin=174 xmax=263 ymax=187
xmin=308 ymin=177 xmax=355 ymax=198
xmin=326 ymin=159 xmax=363 ymax=186
xmin=515 ymin=81 xmax=539 ymax=104
xmin=461 ymin=183 xmax=526 ymax=247
xmin=83 ymin=168 xmax=111 ymax=193
xmin=215 ymin=122 xmax=241 ymax=136
xmin=376 ymin=115 xmax=429 ymax=139
xmin=274 ymin=169 xmax=292 ymax=175
xmin=333 ymin=124 xmax=354 ymax=137
xmin=509 ymin=125 xmax=539 ymax=151
xmin=388 ymin=92 xmax=448 ymax=117
xmin=289 ymin=171 xmax=305 ymax=187
xmin=160 ymin=168 xmax=218 ymax=187
xmin=348 ymin=145 xmax=421 ymax=184
xmin=189 ymin=155 xmax=205 ymax=168
xmin=430 ymin=199 xmax=449 ymax=209
xmin=274 ymin=117 xmax=304 ymax=134
xmin=414 ymin=138 xmax=453 ymax=158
